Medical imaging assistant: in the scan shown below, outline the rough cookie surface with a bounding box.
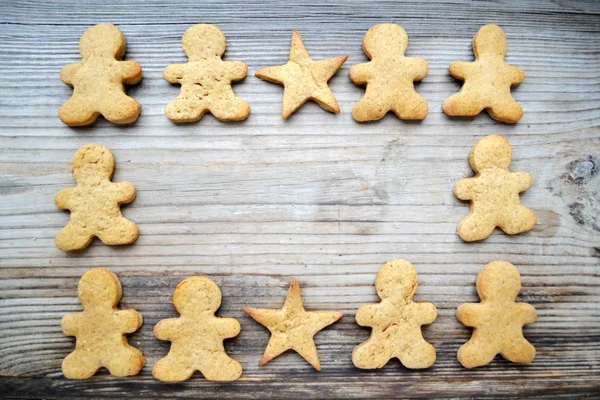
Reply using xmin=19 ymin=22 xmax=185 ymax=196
xmin=59 ymin=24 xmax=142 ymax=126
xmin=153 ymin=276 xmax=242 ymax=382
xmin=164 ymin=24 xmax=250 ymax=123
xmin=457 ymin=261 xmax=537 ymax=368
xmin=353 ymin=260 xmax=437 ymax=369
xmin=243 ymin=280 xmax=342 ymax=371
xmin=255 ymin=30 xmax=348 ymax=119
xmin=61 ymin=268 xmax=144 ymax=379
xmin=55 ymin=144 xmax=138 ymax=251
xmin=350 ymin=24 xmax=428 ymax=121
xmin=454 ymin=134 xmax=536 ymax=242
xmin=443 ymin=24 xmax=524 ymax=123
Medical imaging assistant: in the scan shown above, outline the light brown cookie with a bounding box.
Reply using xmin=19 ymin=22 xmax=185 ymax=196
xmin=443 ymin=24 xmax=524 ymax=123
xmin=457 ymin=261 xmax=537 ymax=368
xmin=59 ymin=24 xmax=142 ymax=126
xmin=243 ymin=280 xmax=342 ymax=371
xmin=61 ymin=268 xmax=144 ymax=379
xmin=353 ymin=260 xmax=437 ymax=369
xmin=255 ymin=30 xmax=348 ymax=119
xmin=164 ymin=24 xmax=250 ymax=123
xmin=153 ymin=276 xmax=242 ymax=382
xmin=350 ymin=24 xmax=428 ymax=121
xmin=454 ymin=134 xmax=536 ymax=242
xmin=55 ymin=144 xmax=138 ymax=251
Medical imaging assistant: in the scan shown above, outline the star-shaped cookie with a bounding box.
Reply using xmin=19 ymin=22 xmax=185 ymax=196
xmin=243 ymin=280 xmax=342 ymax=370
xmin=255 ymin=30 xmax=348 ymax=119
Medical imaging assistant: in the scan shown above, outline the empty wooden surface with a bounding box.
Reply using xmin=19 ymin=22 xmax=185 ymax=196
xmin=1 ymin=0 xmax=599 ymax=398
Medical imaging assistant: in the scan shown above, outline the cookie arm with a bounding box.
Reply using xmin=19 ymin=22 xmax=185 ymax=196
xmin=408 ymin=58 xmax=428 ymax=81
xmin=456 ymin=303 xmax=481 ymax=327
xmin=225 ymin=61 xmax=248 ymax=81
xmin=349 ymin=63 xmax=371 ymax=85
xmin=55 ymin=188 xmax=75 ymax=210
xmin=510 ymin=65 xmax=525 ymax=86
xmin=59 ymin=63 xmax=81 ymax=86
xmin=414 ymin=302 xmax=437 ymax=325
xmin=154 ymin=318 xmax=181 ymax=341
xmin=164 ymin=64 xmax=185 ymax=84
xmin=115 ymin=182 xmax=136 ymax=204
xmin=355 ymin=304 xmax=380 ymax=327
xmin=512 ymin=171 xmax=532 ymax=193
xmin=448 ymin=61 xmax=472 ymax=80
xmin=453 ymin=178 xmax=475 ymax=200
xmin=116 ymin=310 xmax=143 ymax=334
xmin=120 ymin=61 xmax=143 ymax=85
xmin=517 ymin=303 xmax=537 ymax=325
xmin=216 ymin=317 xmax=241 ymax=339
xmin=61 ymin=313 xmax=80 ymax=336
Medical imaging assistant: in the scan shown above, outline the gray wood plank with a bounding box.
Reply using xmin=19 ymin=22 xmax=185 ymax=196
xmin=0 ymin=0 xmax=599 ymax=398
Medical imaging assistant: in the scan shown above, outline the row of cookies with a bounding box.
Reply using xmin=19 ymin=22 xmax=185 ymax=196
xmin=54 ymin=134 xmax=535 ymax=251
xmin=59 ymin=23 xmax=524 ymax=126
xmin=62 ymin=260 xmax=536 ymax=381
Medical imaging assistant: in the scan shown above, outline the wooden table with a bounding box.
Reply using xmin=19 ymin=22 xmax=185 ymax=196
xmin=1 ymin=0 xmax=599 ymax=398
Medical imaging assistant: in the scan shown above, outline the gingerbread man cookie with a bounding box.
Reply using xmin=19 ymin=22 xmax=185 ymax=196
xmin=353 ymin=260 xmax=437 ymax=369
xmin=443 ymin=24 xmax=524 ymax=123
xmin=454 ymin=134 xmax=536 ymax=242
xmin=457 ymin=261 xmax=537 ymax=368
xmin=61 ymin=268 xmax=144 ymax=379
xmin=255 ymin=30 xmax=348 ymax=119
xmin=55 ymin=144 xmax=138 ymax=251
xmin=350 ymin=24 xmax=428 ymax=121
xmin=153 ymin=276 xmax=242 ymax=382
xmin=164 ymin=24 xmax=250 ymax=123
xmin=59 ymin=24 xmax=142 ymax=126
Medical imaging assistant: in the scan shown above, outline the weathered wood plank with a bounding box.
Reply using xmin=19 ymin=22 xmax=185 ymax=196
xmin=0 ymin=0 xmax=599 ymax=398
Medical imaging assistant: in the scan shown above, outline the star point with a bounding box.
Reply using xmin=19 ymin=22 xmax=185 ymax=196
xmin=255 ymin=31 xmax=348 ymax=119
xmin=243 ymin=280 xmax=342 ymax=370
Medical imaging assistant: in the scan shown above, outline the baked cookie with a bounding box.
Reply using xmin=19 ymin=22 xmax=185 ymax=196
xmin=243 ymin=280 xmax=342 ymax=371
xmin=153 ymin=276 xmax=242 ymax=382
xmin=55 ymin=144 xmax=138 ymax=251
xmin=443 ymin=24 xmax=524 ymax=123
xmin=164 ymin=24 xmax=250 ymax=123
xmin=454 ymin=134 xmax=536 ymax=242
xmin=59 ymin=24 xmax=142 ymax=126
xmin=457 ymin=261 xmax=537 ymax=368
xmin=350 ymin=24 xmax=428 ymax=121
xmin=353 ymin=260 xmax=437 ymax=369
xmin=255 ymin=30 xmax=348 ymax=119
xmin=61 ymin=268 xmax=144 ymax=379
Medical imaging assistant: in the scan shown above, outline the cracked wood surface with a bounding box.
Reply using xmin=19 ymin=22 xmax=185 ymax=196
xmin=0 ymin=0 xmax=599 ymax=398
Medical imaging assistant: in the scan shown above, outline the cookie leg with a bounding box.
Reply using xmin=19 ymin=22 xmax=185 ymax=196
xmin=398 ymin=340 xmax=436 ymax=369
xmin=209 ymin=97 xmax=250 ymax=121
xmin=55 ymin=223 xmax=94 ymax=251
xmin=62 ymin=350 xmax=100 ymax=379
xmin=58 ymin=98 xmax=99 ymax=126
xmin=456 ymin=212 xmax=496 ymax=242
xmin=96 ymin=217 xmax=138 ymax=246
xmin=101 ymin=95 xmax=141 ymax=125
xmin=392 ymin=94 xmax=428 ymax=120
xmin=165 ymin=97 xmax=206 ymax=123
xmin=104 ymin=346 xmax=144 ymax=377
xmin=488 ymin=98 xmax=523 ymax=124
xmin=352 ymin=97 xmax=388 ymax=122
xmin=501 ymin=337 xmax=535 ymax=364
xmin=198 ymin=352 xmax=242 ymax=381
xmin=457 ymin=337 xmax=498 ymax=368
xmin=442 ymin=93 xmax=484 ymax=117
xmin=499 ymin=205 xmax=536 ymax=235
xmin=152 ymin=354 xmax=194 ymax=382
xmin=352 ymin=337 xmax=393 ymax=369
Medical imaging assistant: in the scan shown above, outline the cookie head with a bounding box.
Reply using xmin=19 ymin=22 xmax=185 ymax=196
xmin=182 ymin=24 xmax=227 ymax=60
xmin=473 ymin=24 xmax=507 ymax=58
xmin=71 ymin=144 xmax=115 ymax=182
xmin=375 ymin=260 xmax=418 ymax=301
xmin=469 ymin=134 xmax=512 ymax=172
xmin=79 ymin=24 xmax=126 ymax=59
xmin=78 ymin=268 xmax=123 ymax=310
xmin=363 ymin=24 xmax=408 ymax=59
xmin=476 ymin=261 xmax=521 ymax=301
xmin=173 ymin=276 xmax=222 ymax=315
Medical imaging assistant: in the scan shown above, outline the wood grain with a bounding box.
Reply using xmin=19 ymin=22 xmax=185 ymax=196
xmin=1 ymin=0 xmax=599 ymax=398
